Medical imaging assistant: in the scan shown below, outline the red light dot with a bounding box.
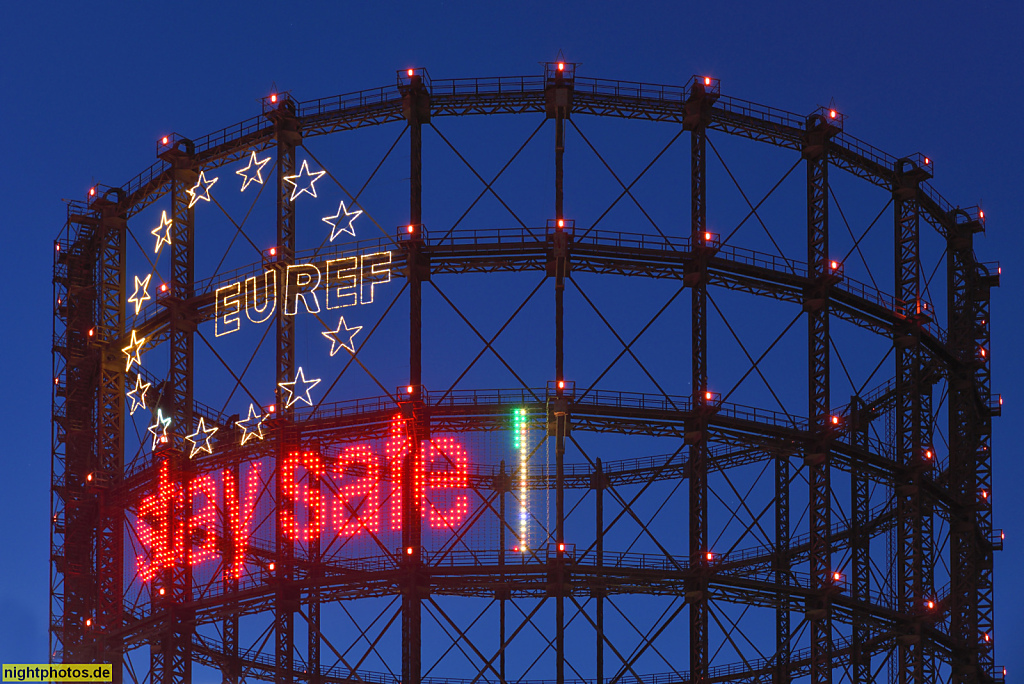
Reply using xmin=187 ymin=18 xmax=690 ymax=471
xmin=270 ymin=94 xmax=277 ymax=103
xmin=704 ymin=231 xmax=712 ymax=241
xmin=831 ymin=415 xmax=839 ymax=425
xmin=159 ymin=588 xmax=165 ymax=596
xmin=85 ymin=618 xmax=92 ymax=627
xmin=406 ymin=546 xmax=414 ymax=555
xmin=407 ymin=225 xmax=414 ymax=233
xmin=88 ymin=328 xmax=95 ymax=337
xmin=980 ymin=210 xmax=985 ymax=219
xmin=706 ymin=552 xmax=714 ymax=561
xmin=89 ymin=187 xmax=96 ymax=196
xmin=268 ymin=562 xmax=275 ymax=571
xmin=558 ymin=543 xmax=565 ymax=552
xmin=406 ymin=385 xmax=414 ymax=394
xmin=924 ymin=157 xmax=930 ymax=165
xmin=86 ymin=473 xmax=93 ymax=482
xmin=829 ymin=109 xmax=837 ymax=119
xmin=269 ymin=247 xmax=276 ymax=256
xmin=833 ymin=572 xmax=842 ymax=581
xmin=704 ymin=77 xmax=711 ymax=86
xmin=160 ymin=283 xmax=167 ymax=292
xmin=557 ymin=62 xmax=564 ymax=71
xmin=408 ymin=69 xmax=414 ymax=77
xmin=558 ymin=380 xmax=565 ymax=390
xmin=267 ymin=404 xmax=275 ymax=413
xmin=927 ymin=600 xmax=934 ymax=609
xmin=830 ymin=260 xmax=838 ymax=270
xmin=55 ymin=243 xmax=60 ymax=251
xmin=161 ymin=136 xmax=168 ymax=145
xmin=705 ymin=391 xmax=712 ymax=400
xmin=557 ymin=219 xmax=564 ymax=228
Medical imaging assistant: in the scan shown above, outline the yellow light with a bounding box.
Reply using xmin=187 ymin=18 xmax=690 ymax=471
xmin=150 ymin=210 xmax=173 ymax=254
xmin=236 ymin=151 xmax=272 ymax=192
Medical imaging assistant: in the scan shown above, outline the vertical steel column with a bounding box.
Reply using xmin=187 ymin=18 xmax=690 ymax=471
xmin=684 ymin=80 xmax=710 ymax=683
xmin=804 ymin=113 xmax=836 ymax=684
xmin=499 ymin=460 xmax=507 ymax=684
xmin=55 ymin=207 xmax=99 ymax=667
xmin=271 ymin=99 xmax=299 ymax=684
xmin=545 ymin=61 xmax=573 ymax=684
xmin=223 ymin=461 xmax=240 ymax=684
xmin=972 ymin=260 xmax=997 ymax=677
xmin=595 ymin=459 xmax=605 ymax=684
xmin=946 ymin=210 xmax=980 ymax=684
xmin=402 ymin=72 xmax=430 ymax=684
xmin=152 ymin=143 xmax=197 ymax=684
xmin=774 ymin=444 xmax=790 ymax=684
xmin=308 ymin=467 xmax=322 ymax=684
xmin=850 ymin=396 xmax=872 ymax=683
xmin=893 ymin=158 xmax=928 ymax=684
xmin=94 ymin=194 xmax=126 ymax=683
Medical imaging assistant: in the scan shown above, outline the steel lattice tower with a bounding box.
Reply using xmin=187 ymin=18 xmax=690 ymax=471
xmin=51 ymin=63 xmax=1002 ymax=684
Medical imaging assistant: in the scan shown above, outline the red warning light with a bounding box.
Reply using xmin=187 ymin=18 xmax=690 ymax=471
xmin=980 ymin=210 xmax=985 ymax=219
xmin=86 ymin=473 xmax=93 ymax=482
xmin=406 ymin=546 xmax=414 ymax=556
xmin=89 ymin=187 xmax=96 ymax=197
xmin=55 ymin=243 xmax=60 ymax=252
xmin=268 ymin=562 xmax=275 ymax=571
xmin=924 ymin=157 xmax=930 ymax=166
xmin=557 ymin=62 xmax=565 ymax=72
xmin=158 ymin=587 xmax=166 ymax=596
xmin=557 ymin=219 xmax=564 ymax=228
xmin=704 ymin=231 xmax=712 ymax=241
xmin=833 ymin=571 xmax=843 ymax=582
xmin=406 ymin=385 xmax=414 ymax=395
xmin=705 ymin=391 xmax=712 ymax=401
xmin=85 ymin=618 xmax=92 ymax=627
xmin=267 ymin=404 xmax=276 ymax=414
xmin=924 ymin=449 xmax=933 ymax=460
xmin=558 ymin=543 xmax=565 ymax=552
xmin=160 ymin=283 xmax=168 ymax=293
xmin=270 ymin=94 xmax=278 ymax=104
xmin=407 ymin=69 xmax=414 ymax=77
xmin=830 ymin=415 xmax=839 ymax=425
xmin=161 ymin=136 xmax=169 ymax=145
xmin=829 ymin=109 xmax=837 ymax=119
xmin=269 ymin=247 xmax=277 ymax=256
xmin=830 ymin=260 xmax=838 ymax=270
xmin=87 ymin=327 xmax=95 ymax=337
xmin=704 ymin=77 xmax=711 ymax=86
xmin=558 ymin=380 xmax=565 ymax=390
xmin=407 ymin=225 xmax=415 ymax=234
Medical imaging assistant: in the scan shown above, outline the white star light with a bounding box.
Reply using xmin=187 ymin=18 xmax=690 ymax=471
xmin=186 ymin=416 xmax=219 ymax=459
xmin=236 ymin=403 xmax=268 ymax=445
xmin=147 ymin=409 xmax=172 ymax=450
xmin=187 ymin=171 xmax=219 ymax=208
xmin=283 ymin=160 xmax=326 ymax=200
xmin=236 ymin=151 xmax=271 ymax=192
xmin=322 ymin=316 xmax=363 ymax=356
xmin=322 ymin=200 xmax=363 ymax=241
xmin=121 ymin=329 xmax=146 ymax=372
xmin=127 ymin=374 xmax=151 ymax=415
xmin=278 ymin=367 xmax=321 ymax=408
xmin=128 ymin=274 xmax=152 ymax=316
xmin=151 ymin=211 xmax=173 ymax=254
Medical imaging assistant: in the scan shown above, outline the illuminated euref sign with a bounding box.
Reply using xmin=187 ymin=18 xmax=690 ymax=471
xmin=214 ymin=251 xmax=392 ymax=337
xmin=134 ymin=416 xmax=471 ymax=581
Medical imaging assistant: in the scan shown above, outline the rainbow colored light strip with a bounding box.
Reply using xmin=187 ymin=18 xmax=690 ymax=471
xmin=512 ymin=408 xmax=529 ymax=551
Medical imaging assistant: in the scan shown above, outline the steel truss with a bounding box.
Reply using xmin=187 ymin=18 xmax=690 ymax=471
xmin=51 ymin=64 xmax=1001 ymax=684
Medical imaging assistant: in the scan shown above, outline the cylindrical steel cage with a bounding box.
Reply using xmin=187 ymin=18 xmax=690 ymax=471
xmin=51 ymin=65 xmax=1002 ymax=684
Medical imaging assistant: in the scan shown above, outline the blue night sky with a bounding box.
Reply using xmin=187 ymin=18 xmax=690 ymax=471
xmin=2 ymin=0 xmax=1022 ymax=679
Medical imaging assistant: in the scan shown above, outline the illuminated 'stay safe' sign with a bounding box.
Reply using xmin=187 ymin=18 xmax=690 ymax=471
xmin=214 ymin=250 xmax=393 ymax=336
xmin=134 ymin=416 xmax=469 ymax=581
